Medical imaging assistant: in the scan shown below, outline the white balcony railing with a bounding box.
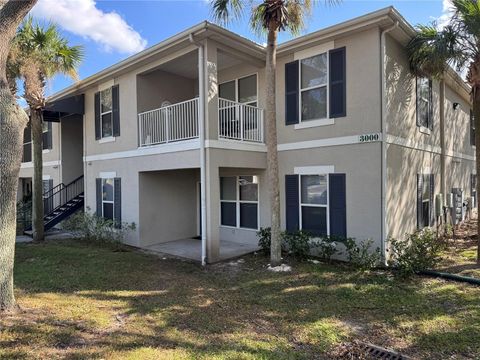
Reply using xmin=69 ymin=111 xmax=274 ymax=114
xmin=138 ymin=98 xmax=199 ymax=147
xmin=218 ymin=98 xmax=264 ymax=143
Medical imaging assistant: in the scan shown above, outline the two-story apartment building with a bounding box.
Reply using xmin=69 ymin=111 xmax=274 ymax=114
xmin=22 ymin=7 xmax=475 ymax=263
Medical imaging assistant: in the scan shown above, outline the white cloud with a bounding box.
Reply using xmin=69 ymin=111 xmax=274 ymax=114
xmin=436 ymin=0 xmax=454 ymax=30
xmin=31 ymin=0 xmax=147 ymax=54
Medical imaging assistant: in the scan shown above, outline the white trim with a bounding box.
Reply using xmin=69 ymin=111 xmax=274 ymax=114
xmin=98 ymin=79 xmax=114 ymax=92
xmin=294 ymin=41 xmax=334 ymax=61
xmin=206 ymin=139 xmax=267 ymax=152
xmin=42 ymin=149 xmax=51 ymax=154
xmin=21 ymin=160 xmax=61 ymax=169
xmin=294 ymin=118 xmax=334 ymax=129
xmin=418 ymin=126 xmax=431 ymax=135
xmin=386 ymin=134 xmax=476 ymax=161
xmin=98 ymin=136 xmax=115 ymax=144
xmin=294 ymin=166 xmax=335 ymax=175
xmin=278 ymin=133 xmax=382 ymax=151
xmin=42 ymin=175 xmax=51 ymax=180
xmin=99 ymin=171 xmax=116 ymax=179
xmin=84 ymin=139 xmax=200 ymax=162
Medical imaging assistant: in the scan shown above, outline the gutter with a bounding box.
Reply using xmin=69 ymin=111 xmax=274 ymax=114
xmin=380 ymin=21 xmax=399 ymax=265
xmin=189 ymin=34 xmax=207 ymax=266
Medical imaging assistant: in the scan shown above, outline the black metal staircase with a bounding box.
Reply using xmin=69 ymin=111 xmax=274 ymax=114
xmin=21 ymin=175 xmax=84 ymax=234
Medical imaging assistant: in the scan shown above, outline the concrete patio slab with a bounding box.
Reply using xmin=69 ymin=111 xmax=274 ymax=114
xmin=145 ymin=238 xmax=259 ymax=262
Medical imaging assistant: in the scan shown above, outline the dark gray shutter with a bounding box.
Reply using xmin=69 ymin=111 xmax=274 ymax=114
xmin=329 ymin=47 xmax=346 ymax=118
xmin=96 ymin=178 xmax=102 ymax=216
xmin=285 ymin=60 xmax=299 ymax=125
xmin=285 ymin=175 xmax=299 ymax=232
xmin=329 ymin=173 xmax=346 ymax=238
xmin=430 ymin=174 xmax=434 ymax=225
xmin=112 ymin=85 xmax=120 ymax=137
xmin=94 ymin=92 xmax=101 ymax=140
xmin=428 ymin=79 xmax=433 ymax=130
xmin=471 ymin=109 xmax=475 ymax=146
xmin=417 ymin=174 xmax=423 ymax=229
xmin=114 ymin=177 xmax=122 ymax=228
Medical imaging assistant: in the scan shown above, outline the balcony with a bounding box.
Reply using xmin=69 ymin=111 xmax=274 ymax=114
xmin=138 ymin=97 xmax=264 ymax=147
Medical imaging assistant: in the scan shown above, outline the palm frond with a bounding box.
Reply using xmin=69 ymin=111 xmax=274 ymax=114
xmin=211 ymin=0 xmax=244 ymax=25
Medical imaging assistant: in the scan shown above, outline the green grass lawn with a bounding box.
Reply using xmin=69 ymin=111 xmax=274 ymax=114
xmin=1 ymin=240 xmax=480 ymax=359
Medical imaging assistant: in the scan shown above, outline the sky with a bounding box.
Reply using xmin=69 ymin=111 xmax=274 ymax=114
xmin=27 ymin=0 xmax=450 ymax=97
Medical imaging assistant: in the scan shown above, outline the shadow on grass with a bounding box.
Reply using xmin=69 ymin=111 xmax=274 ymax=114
xmin=6 ymin=239 xmax=480 ymax=359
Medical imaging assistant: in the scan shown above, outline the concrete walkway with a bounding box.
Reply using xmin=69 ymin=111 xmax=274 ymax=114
xmin=16 ymin=229 xmax=76 ymax=243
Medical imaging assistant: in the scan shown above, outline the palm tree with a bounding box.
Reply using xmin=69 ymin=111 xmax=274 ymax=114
xmin=8 ymin=18 xmax=83 ymax=242
xmin=211 ymin=0 xmax=338 ymax=266
xmin=407 ymin=0 xmax=480 ymax=264
xmin=0 ymin=0 xmax=38 ymax=312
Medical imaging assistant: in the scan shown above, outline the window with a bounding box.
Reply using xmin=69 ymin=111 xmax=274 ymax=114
xmin=42 ymin=121 xmax=52 ymax=150
xmin=416 ymin=77 xmax=433 ymax=130
xmin=300 ymin=175 xmax=328 ymax=236
xmin=102 ymin=178 xmax=114 ymax=221
xmin=418 ymin=174 xmax=433 ymax=229
xmin=219 ymin=74 xmax=257 ymax=106
xmin=22 ymin=122 xmax=32 ymax=163
xmin=100 ymin=87 xmax=113 ymax=138
xmin=220 ymin=175 xmax=259 ymax=230
xmin=300 ymin=53 xmax=328 ymax=122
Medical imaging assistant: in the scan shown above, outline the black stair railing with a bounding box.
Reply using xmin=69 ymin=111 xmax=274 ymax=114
xmin=44 ymin=175 xmax=84 ymax=217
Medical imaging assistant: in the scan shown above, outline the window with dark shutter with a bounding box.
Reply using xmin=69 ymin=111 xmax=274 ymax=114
xmin=285 ymin=60 xmax=299 ymax=125
xmin=114 ymin=177 xmax=122 ymax=228
xmin=285 ymin=175 xmax=299 ymax=231
xmin=96 ymin=178 xmax=102 ymax=216
xmin=42 ymin=121 xmax=53 ymax=150
xmin=94 ymin=92 xmax=101 ymax=140
xmin=329 ymin=47 xmax=346 ymax=118
xmin=329 ymin=173 xmax=346 ymax=238
xmin=112 ymin=85 xmax=120 ymax=137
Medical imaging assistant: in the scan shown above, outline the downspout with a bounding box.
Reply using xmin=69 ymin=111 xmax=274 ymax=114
xmin=380 ymin=21 xmax=399 ymax=265
xmin=439 ymin=79 xmax=446 ymax=202
xmin=189 ymin=33 xmax=207 ymax=266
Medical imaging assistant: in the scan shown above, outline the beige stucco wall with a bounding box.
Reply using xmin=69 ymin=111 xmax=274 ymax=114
xmin=139 ymin=169 xmax=199 ymax=246
xmin=136 ymin=70 xmax=197 ymax=114
xmin=278 ymin=142 xmax=383 ymax=249
xmin=276 ymin=27 xmax=382 ymax=145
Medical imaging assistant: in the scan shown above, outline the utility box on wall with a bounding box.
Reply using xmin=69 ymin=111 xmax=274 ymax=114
xmin=452 ymin=188 xmax=465 ymax=225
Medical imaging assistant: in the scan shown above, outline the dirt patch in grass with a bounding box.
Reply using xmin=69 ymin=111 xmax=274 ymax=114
xmin=436 ymin=218 xmax=480 ymax=279
xmin=1 ymin=239 xmax=480 ymax=359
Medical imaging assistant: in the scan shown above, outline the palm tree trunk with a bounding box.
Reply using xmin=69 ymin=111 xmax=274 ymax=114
xmin=265 ymin=28 xmax=281 ymax=266
xmin=31 ymin=107 xmax=44 ymax=242
xmin=474 ymin=86 xmax=480 ymax=265
xmin=0 ymin=0 xmax=38 ymax=311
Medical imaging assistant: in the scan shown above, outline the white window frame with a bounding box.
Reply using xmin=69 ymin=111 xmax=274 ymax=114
xmin=218 ymin=73 xmax=258 ymax=106
xmin=417 ymin=77 xmax=432 ymax=133
xmin=220 ymin=175 xmax=260 ymax=231
xmin=100 ymin=87 xmax=114 ymax=140
xmin=101 ymin=178 xmax=115 ymax=221
xmin=299 ymin=174 xmax=330 ymax=237
xmin=296 ymin=52 xmax=332 ymax=129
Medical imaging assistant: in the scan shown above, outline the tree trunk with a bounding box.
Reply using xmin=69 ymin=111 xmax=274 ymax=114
xmin=265 ymin=29 xmax=282 ymax=266
xmin=474 ymin=86 xmax=480 ymax=265
xmin=31 ymin=107 xmax=44 ymax=242
xmin=0 ymin=0 xmax=38 ymax=311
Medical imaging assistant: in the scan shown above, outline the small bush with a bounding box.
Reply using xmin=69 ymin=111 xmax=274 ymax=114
xmin=343 ymin=238 xmax=381 ymax=270
xmin=313 ymin=237 xmax=338 ymax=262
xmin=257 ymin=227 xmax=272 ymax=254
xmin=283 ymin=230 xmax=311 ymax=259
xmin=388 ymin=228 xmax=444 ymax=277
xmin=63 ymin=209 xmax=135 ymax=245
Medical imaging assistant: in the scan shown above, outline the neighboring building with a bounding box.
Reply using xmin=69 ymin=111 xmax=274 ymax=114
xmin=20 ymin=7 xmax=475 ymax=263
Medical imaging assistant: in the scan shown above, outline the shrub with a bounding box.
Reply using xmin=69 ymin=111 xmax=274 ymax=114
xmin=257 ymin=227 xmax=272 ymax=254
xmin=388 ymin=228 xmax=444 ymax=277
xmin=343 ymin=238 xmax=381 ymax=270
xmin=283 ymin=230 xmax=312 ymax=259
xmin=313 ymin=237 xmax=338 ymax=262
xmin=62 ymin=208 xmax=136 ymax=245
